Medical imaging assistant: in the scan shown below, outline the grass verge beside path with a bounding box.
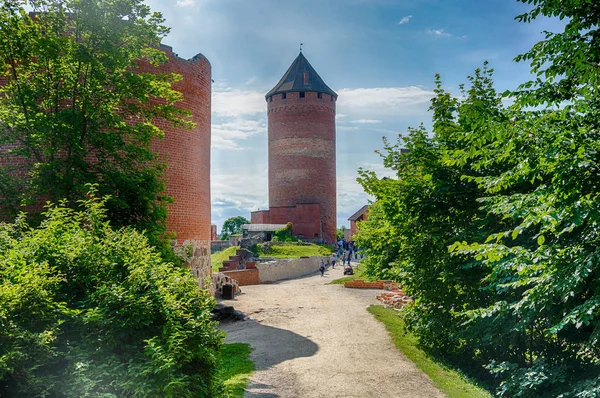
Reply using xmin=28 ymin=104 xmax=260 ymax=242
xmin=328 ymin=265 xmax=370 ymax=285
xmin=219 ymin=343 xmax=255 ymax=397
xmin=368 ymin=306 xmax=492 ymax=398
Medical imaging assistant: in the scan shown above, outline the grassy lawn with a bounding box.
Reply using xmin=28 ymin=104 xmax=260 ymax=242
xmin=267 ymin=244 xmax=332 ymax=258
xmin=211 ymin=246 xmax=239 ymax=272
xmin=219 ymin=343 xmax=255 ymax=397
xmin=368 ymin=306 xmax=492 ymax=398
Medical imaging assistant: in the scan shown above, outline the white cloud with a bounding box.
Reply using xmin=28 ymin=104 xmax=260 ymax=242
xmin=350 ymin=119 xmax=381 ymax=124
xmin=211 ymin=168 xmax=269 ymax=228
xmin=398 ymin=15 xmax=412 ymax=25
xmin=211 ymin=118 xmax=266 ymax=150
xmin=337 ymin=86 xmax=434 ymax=117
xmin=426 ymin=29 xmax=452 ymax=38
xmin=212 ymin=89 xmax=266 ymax=117
xmin=176 ymin=0 xmax=195 ymax=7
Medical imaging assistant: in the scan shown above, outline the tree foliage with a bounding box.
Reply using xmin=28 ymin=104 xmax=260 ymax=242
xmin=0 ymin=0 xmax=192 ymax=250
xmin=356 ymin=1 xmax=600 ymax=396
xmin=0 ymin=189 xmax=224 ymax=397
xmin=220 ymin=216 xmax=249 ymax=240
xmin=336 ymin=226 xmax=346 ymax=241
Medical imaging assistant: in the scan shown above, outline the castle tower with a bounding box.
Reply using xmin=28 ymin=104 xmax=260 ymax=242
xmin=143 ymin=47 xmax=213 ymax=283
xmin=254 ymin=52 xmax=337 ymax=243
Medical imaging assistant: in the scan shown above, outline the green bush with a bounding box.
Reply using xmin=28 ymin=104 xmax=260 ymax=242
xmin=273 ymin=222 xmax=298 ymax=242
xmin=0 ymin=192 xmax=224 ymax=397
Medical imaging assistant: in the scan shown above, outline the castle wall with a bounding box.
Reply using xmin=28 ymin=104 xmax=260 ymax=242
xmin=250 ymin=203 xmax=322 ymax=240
xmin=267 ymin=91 xmax=337 ymax=243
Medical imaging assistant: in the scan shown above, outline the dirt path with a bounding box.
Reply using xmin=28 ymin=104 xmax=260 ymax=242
xmin=220 ymin=263 xmax=444 ymax=398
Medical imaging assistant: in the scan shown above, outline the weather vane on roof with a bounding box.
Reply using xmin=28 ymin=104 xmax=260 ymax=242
xmin=300 ymin=42 xmax=303 ymax=53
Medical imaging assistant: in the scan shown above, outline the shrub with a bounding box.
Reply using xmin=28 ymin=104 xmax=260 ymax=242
xmin=273 ymin=223 xmax=298 ymax=242
xmin=0 ymin=191 xmax=224 ymax=397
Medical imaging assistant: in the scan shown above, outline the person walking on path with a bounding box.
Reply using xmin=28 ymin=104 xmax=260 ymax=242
xmin=331 ymin=253 xmax=336 ymax=269
xmin=319 ymin=260 xmax=325 ymax=277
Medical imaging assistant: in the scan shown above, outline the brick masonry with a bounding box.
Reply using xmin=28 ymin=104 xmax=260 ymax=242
xmin=344 ymin=280 xmax=399 ymax=290
xmin=124 ymin=45 xmax=213 ymax=287
xmin=350 ymin=209 xmax=368 ymax=238
xmin=222 ymin=269 xmax=260 ymax=287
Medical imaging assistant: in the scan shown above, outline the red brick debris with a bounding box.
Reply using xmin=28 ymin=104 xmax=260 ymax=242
xmin=376 ymin=289 xmax=414 ymax=309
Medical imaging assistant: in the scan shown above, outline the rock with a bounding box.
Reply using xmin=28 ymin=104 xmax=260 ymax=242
xmin=232 ymin=310 xmax=246 ymax=321
xmin=213 ymin=303 xmax=234 ymax=315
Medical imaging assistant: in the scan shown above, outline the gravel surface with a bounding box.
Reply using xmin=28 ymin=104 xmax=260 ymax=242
xmin=221 ymin=264 xmax=444 ymax=398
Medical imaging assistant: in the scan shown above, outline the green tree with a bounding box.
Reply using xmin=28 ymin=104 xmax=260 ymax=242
xmin=356 ymin=0 xmax=600 ymax=394
xmin=336 ymin=226 xmax=346 ymax=241
xmin=0 ymin=0 xmax=192 ymax=250
xmin=220 ymin=215 xmax=250 ymax=240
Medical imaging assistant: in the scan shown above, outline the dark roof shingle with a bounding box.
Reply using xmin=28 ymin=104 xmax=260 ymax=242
xmin=266 ymin=52 xmax=337 ymax=100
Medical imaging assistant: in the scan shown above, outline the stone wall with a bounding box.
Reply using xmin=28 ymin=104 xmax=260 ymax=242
xmin=211 ymin=240 xmax=232 ymax=253
xmin=257 ymin=256 xmax=329 ymax=284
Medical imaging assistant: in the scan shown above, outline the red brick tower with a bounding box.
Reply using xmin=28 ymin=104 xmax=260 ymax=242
xmin=253 ymin=52 xmax=337 ymax=243
xmin=143 ymin=46 xmax=212 ymax=282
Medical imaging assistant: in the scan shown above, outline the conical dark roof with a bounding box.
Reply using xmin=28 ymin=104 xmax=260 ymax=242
xmin=266 ymin=52 xmax=337 ymax=100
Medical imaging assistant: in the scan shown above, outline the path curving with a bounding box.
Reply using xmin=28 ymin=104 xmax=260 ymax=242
xmin=221 ymin=263 xmax=444 ymax=398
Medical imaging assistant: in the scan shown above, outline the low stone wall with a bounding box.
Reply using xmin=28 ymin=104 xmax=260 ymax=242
xmin=211 ymin=240 xmax=232 ymax=253
xmin=222 ymin=269 xmax=260 ymax=286
xmin=257 ymin=256 xmax=329 ymax=284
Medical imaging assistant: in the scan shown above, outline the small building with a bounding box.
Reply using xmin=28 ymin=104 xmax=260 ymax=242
xmin=242 ymin=224 xmax=288 ymax=242
xmin=348 ymin=205 xmax=369 ymax=238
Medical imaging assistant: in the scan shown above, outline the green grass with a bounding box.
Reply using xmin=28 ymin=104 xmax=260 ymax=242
xmin=368 ymin=306 xmax=492 ymax=398
xmin=266 ymin=244 xmax=333 ymax=258
xmin=328 ymin=265 xmax=370 ymax=285
xmin=211 ymin=246 xmax=239 ymax=272
xmin=219 ymin=343 xmax=255 ymax=397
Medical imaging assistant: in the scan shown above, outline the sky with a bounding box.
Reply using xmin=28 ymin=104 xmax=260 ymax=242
xmin=144 ymin=0 xmax=561 ymax=232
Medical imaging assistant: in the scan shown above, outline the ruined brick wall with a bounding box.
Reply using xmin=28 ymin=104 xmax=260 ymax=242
xmin=267 ymin=91 xmax=336 ymax=243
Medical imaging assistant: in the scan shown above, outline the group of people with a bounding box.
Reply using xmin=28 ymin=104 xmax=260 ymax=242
xmin=319 ymin=243 xmax=362 ymax=277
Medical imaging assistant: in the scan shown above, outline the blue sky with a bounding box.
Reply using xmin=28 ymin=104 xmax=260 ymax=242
xmin=144 ymin=0 xmax=560 ymax=232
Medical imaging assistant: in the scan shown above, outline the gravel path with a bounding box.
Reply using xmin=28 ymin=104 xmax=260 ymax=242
xmin=220 ymin=263 xmax=444 ymax=398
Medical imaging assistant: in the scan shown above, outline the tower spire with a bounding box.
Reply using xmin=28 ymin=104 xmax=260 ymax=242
xmin=300 ymin=42 xmax=303 ymax=53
